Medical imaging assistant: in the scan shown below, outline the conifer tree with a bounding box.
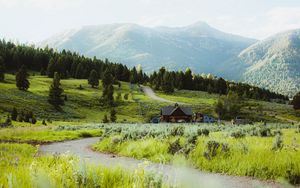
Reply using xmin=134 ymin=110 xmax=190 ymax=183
xmin=292 ymin=92 xmax=300 ymax=110
xmin=75 ymin=63 xmax=83 ymax=79
xmin=103 ymin=114 xmax=109 ymax=123
xmin=11 ymin=107 xmax=18 ymax=121
xmin=47 ymin=58 xmax=56 ymax=77
xmin=101 ymin=70 xmax=114 ymax=106
xmin=0 ymin=56 xmax=5 ymax=82
xmin=88 ymin=69 xmax=99 ymax=88
xmin=48 ymin=72 xmax=64 ymax=110
xmin=161 ymin=72 xmax=174 ymax=94
xmin=110 ymin=109 xmax=117 ymax=122
xmin=40 ymin=67 xmax=46 ymax=76
xmin=16 ymin=65 xmax=30 ymax=91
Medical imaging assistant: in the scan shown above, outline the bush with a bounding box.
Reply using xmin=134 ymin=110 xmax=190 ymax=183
xmin=230 ymin=129 xmax=245 ymax=138
xmin=272 ymin=134 xmax=283 ymax=151
xmin=187 ymin=134 xmax=197 ymax=145
xmin=203 ymin=140 xmax=220 ymax=160
xmin=0 ymin=116 xmax=12 ymax=128
xmin=168 ymin=138 xmax=182 ymax=155
xmin=197 ymin=128 xmax=209 ymax=136
xmin=203 ymin=140 xmax=230 ymax=160
xmin=182 ymin=143 xmax=195 ymax=156
xmin=79 ymin=131 xmax=93 ymax=138
xmin=258 ymin=126 xmax=272 ymax=137
xmin=111 ymin=136 xmax=122 ymax=145
xmin=42 ymin=119 xmax=47 ymax=126
xmin=124 ymin=93 xmax=129 ymax=100
xmin=170 ymin=126 xmax=184 ymax=136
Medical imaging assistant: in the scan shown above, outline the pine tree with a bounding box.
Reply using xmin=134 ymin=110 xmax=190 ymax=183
xmin=47 ymin=58 xmax=56 ymax=77
xmin=292 ymin=92 xmax=300 ymax=110
xmin=16 ymin=65 xmax=30 ymax=91
xmin=103 ymin=114 xmax=109 ymax=123
xmin=161 ymin=72 xmax=174 ymax=94
xmin=184 ymin=68 xmax=193 ymax=90
xmin=101 ymin=70 xmax=114 ymax=106
xmin=48 ymin=72 xmax=64 ymax=110
xmin=110 ymin=109 xmax=117 ymax=122
xmin=11 ymin=107 xmax=18 ymax=121
xmin=88 ymin=69 xmax=99 ymax=88
xmin=75 ymin=63 xmax=83 ymax=79
xmin=0 ymin=56 xmax=5 ymax=82
xmin=40 ymin=67 xmax=46 ymax=76
xmin=130 ymin=67 xmax=138 ymax=84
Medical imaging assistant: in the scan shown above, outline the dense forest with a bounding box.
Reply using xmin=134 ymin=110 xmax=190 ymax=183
xmin=0 ymin=39 xmax=288 ymax=102
xmin=148 ymin=67 xmax=288 ymax=101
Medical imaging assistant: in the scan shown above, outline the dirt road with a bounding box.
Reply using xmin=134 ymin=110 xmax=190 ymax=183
xmin=141 ymin=85 xmax=186 ymax=105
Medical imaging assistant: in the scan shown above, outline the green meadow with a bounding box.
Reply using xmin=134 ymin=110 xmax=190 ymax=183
xmin=93 ymin=123 xmax=300 ymax=184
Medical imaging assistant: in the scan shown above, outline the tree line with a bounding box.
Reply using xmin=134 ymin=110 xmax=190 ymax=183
xmin=0 ymin=39 xmax=289 ymax=103
xmin=149 ymin=67 xmax=289 ymax=101
xmin=0 ymin=39 xmax=143 ymax=83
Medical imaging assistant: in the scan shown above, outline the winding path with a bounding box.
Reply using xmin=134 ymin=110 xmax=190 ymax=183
xmin=39 ymin=137 xmax=285 ymax=188
xmin=141 ymin=85 xmax=186 ymax=105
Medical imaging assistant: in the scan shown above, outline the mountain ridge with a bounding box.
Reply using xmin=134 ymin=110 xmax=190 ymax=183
xmin=39 ymin=22 xmax=257 ymax=77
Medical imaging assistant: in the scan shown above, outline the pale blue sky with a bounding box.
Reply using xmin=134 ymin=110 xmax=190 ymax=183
xmin=1 ymin=0 xmax=300 ymax=42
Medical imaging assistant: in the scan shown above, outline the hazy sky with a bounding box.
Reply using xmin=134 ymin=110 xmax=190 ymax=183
xmin=1 ymin=0 xmax=300 ymax=42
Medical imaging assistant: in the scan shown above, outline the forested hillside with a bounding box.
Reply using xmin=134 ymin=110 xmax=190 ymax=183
xmin=239 ymin=29 xmax=300 ymax=97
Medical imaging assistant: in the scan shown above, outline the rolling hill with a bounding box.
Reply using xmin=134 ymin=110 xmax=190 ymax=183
xmin=39 ymin=22 xmax=256 ymax=78
xmin=239 ymin=29 xmax=300 ymax=97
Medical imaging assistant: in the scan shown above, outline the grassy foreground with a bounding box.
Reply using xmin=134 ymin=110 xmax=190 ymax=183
xmin=93 ymin=123 xmax=300 ymax=184
xmin=0 ymin=143 xmax=170 ymax=188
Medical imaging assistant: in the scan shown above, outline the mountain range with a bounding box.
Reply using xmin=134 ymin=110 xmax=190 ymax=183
xmin=39 ymin=22 xmax=300 ymax=97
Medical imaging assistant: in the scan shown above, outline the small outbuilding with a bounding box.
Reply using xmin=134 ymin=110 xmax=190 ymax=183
xmin=160 ymin=103 xmax=193 ymax=123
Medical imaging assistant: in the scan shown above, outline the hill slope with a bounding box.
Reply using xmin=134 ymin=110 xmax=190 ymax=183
xmin=39 ymin=22 xmax=256 ymax=77
xmin=239 ymin=29 xmax=300 ymax=97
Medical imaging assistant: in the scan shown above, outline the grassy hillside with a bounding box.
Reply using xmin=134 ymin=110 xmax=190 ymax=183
xmin=0 ymin=74 xmax=168 ymax=124
xmin=157 ymin=90 xmax=300 ymax=122
xmin=0 ymin=74 xmax=299 ymax=124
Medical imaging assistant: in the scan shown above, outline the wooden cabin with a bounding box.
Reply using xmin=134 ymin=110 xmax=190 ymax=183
xmin=160 ymin=104 xmax=193 ymax=123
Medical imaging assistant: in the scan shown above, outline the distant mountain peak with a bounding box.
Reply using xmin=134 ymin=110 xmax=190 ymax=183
xmin=188 ymin=21 xmax=211 ymax=28
xmin=39 ymin=22 xmax=256 ymax=84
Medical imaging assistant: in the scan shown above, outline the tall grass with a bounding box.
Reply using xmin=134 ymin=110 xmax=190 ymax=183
xmin=0 ymin=143 xmax=170 ymax=188
xmin=93 ymin=123 xmax=300 ymax=184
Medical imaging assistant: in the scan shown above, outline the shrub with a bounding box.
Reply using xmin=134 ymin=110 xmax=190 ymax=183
xmin=111 ymin=136 xmax=122 ymax=145
xmin=79 ymin=131 xmax=93 ymax=138
xmin=42 ymin=119 xmax=47 ymax=126
xmin=170 ymin=126 xmax=184 ymax=136
xmin=272 ymin=134 xmax=283 ymax=151
xmin=124 ymin=93 xmax=129 ymax=100
xmin=203 ymin=140 xmax=220 ymax=160
xmin=103 ymin=114 xmax=109 ymax=123
xmin=1 ymin=115 xmax=12 ymax=128
xmin=230 ymin=129 xmax=245 ymax=138
xmin=11 ymin=107 xmax=18 ymax=121
xmin=168 ymin=138 xmax=182 ymax=155
xmin=182 ymin=143 xmax=195 ymax=156
xmin=197 ymin=128 xmax=209 ymax=136
xmin=187 ymin=134 xmax=197 ymax=145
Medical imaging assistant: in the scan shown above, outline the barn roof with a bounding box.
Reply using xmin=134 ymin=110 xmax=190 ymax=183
xmin=161 ymin=106 xmax=193 ymax=116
